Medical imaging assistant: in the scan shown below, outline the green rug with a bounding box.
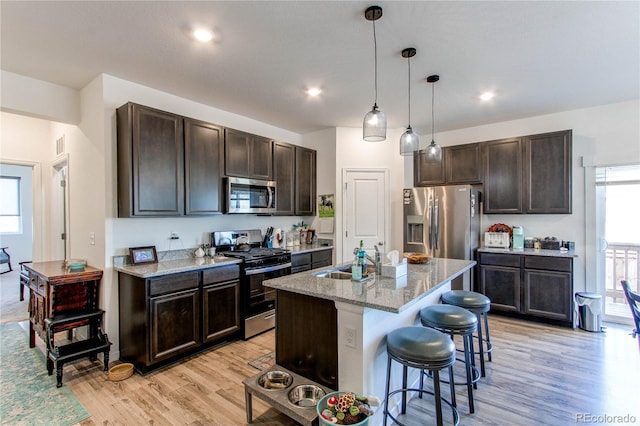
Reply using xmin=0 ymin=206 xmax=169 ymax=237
xmin=0 ymin=322 xmax=90 ymax=425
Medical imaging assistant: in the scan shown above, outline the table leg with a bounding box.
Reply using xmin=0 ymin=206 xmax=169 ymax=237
xmin=29 ymin=321 xmax=35 ymax=348
xmin=245 ymin=388 xmax=253 ymax=424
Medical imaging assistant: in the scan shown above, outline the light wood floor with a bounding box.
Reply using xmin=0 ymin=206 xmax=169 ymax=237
xmin=26 ymin=315 xmax=637 ymax=426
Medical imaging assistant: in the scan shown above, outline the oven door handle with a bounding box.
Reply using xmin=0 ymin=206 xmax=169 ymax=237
xmin=244 ymin=262 xmax=292 ymax=275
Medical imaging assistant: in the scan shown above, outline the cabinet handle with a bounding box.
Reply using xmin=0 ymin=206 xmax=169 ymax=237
xmin=263 ymin=314 xmax=276 ymax=320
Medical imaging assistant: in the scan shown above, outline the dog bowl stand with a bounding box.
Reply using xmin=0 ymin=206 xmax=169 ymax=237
xmin=243 ymin=364 xmax=333 ymax=425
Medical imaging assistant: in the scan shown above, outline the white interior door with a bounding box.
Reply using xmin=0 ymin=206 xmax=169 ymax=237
xmin=51 ymin=159 xmax=69 ymax=261
xmin=342 ymin=169 xmax=388 ymax=263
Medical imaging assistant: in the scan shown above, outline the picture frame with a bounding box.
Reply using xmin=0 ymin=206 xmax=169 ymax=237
xmin=129 ymin=246 xmax=158 ymax=265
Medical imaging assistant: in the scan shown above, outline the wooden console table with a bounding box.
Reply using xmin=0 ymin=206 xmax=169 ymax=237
xmin=24 ymin=261 xmax=111 ymax=387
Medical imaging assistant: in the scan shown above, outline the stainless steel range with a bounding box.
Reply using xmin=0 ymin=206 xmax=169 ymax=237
xmin=212 ymin=230 xmax=291 ymax=339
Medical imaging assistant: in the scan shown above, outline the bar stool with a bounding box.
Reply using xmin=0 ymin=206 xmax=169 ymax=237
xmin=420 ymin=304 xmax=480 ymax=413
xmin=384 ymin=326 xmax=459 ymax=426
xmin=441 ymin=290 xmax=493 ymax=377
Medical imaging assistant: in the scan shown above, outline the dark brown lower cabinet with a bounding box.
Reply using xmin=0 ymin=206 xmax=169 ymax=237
xmin=119 ymin=264 xmax=240 ymax=373
xmin=150 ymin=288 xmax=200 ymax=363
xmin=203 ymin=281 xmax=240 ymax=343
xmin=275 ymin=290 xmax=338 ymax=389
xmin=290 ymin=248 xmax=332 ymax=274
xmin=478 ymin=252 xmax=573 ymax=326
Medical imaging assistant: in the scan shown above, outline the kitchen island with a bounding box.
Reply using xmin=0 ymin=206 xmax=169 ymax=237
xmin=264 ymin=257 xmax=475 ymax=422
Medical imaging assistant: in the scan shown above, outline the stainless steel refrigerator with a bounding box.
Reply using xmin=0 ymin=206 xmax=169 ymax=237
xmin=403 ymin=185 xmax=480 ymax=291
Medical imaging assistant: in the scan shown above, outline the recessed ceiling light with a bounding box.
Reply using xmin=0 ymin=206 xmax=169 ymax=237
xmin=193 ymin=28 xmax=214 ymax=42
xmin=479 ymin=92 xmax=495 ymax=101
xmin=306 ymin=87 xmax=322 ymax=97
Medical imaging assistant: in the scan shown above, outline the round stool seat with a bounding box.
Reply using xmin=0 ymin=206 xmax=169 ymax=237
xmin=387 ymin=326 xmax=455 ymax=368
xmin=420 ymin=304 xmax=478 ymax=334
xmin=442 ymin=290 xmax=490 ymax=313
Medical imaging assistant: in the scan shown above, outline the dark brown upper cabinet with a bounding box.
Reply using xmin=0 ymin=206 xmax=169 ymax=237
xmin=446 ymin=143 xmax=483 ymax=184
xmin=523 ymin=130 xmax=572 ymax=214
xmin=483 ymin=130 xmax=572 ymax=214
xmin=117 ymin=103 xmax=184 ymax=217
xmin=483 ymin=138 xmax=524 ymax=214
xmin=273 ymin=141 xmax=295 ymax=215
xmin=184 ymin=118 xmax=223 ymax=215
xmin=414 ymin=143 xmax=482 ymax=187
xmin=224 ymin=128 xmax=273 ymax=180
xmin=295 ymin=146 xmax=317 ymax=216
xmin=414 ymin=149 xmax=446 ymax=186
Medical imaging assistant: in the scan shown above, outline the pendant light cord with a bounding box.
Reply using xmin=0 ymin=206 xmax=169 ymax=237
xmin=373 ymin=19 xmax=378 ymax=105
xmin=407 ymin=56 xmax=411 ymax=126
xmin=431 ymin=82 xmax=435 ymax=140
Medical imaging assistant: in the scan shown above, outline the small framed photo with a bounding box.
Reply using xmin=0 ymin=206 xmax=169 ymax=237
xmin=129 ymin=246 xmax=158 ymax=265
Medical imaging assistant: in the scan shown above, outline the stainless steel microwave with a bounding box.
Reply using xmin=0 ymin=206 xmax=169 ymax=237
xmin=224 ymin=177 xmax=277 ymax=214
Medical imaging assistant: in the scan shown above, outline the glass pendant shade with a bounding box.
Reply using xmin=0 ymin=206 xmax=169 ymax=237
xmin=363 ymin=104 xmax=387 ymax=142
xmin=426 ymin=139 xmax=442 ymax=162
xmin=400 ymin=126 xmax=420 ymax=155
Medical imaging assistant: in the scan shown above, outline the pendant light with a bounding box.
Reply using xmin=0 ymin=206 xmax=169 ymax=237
xmin=425 ymin=74 xmax=442 ymax=162
xmin=363 ymin=6 xmax=386 ymax=142
xmin=400 ymin=47 xmax=419 ymax=155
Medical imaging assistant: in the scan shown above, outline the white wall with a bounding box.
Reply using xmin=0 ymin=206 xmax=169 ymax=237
xmin=0 ymin=164 xmax=33 ymax=265
xmin=334 ymin=127 xmax=407 ymax=262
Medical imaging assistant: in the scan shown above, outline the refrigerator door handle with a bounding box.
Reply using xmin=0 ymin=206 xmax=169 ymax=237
xmin=427 ymin=196 xmax=434 ymax=250
xmin=434 ymin=196 xmax=440 ymax=250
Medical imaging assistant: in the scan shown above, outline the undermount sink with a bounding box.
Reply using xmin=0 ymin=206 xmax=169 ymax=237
xmin=314 ymin=271 xmax=352 ymax=280
xmin=313 ymin=265 xmax=377 ymax=280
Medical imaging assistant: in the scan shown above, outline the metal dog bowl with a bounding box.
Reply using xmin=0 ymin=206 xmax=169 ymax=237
xmin=288 ymin=384 xmax=326 ymax=407
xmin=257 ymin=370 xmax=293 ymax=390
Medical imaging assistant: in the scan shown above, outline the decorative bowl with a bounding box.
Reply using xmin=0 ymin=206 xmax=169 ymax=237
xmin=403 ymin=253 xmax=430 ymax=264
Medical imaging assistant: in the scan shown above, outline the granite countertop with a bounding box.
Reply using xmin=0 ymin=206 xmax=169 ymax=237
xmin=114 ymin=256 xmax=242 ymax=278
xmin=264 ymin=258 xmax=475 ymax=313
xmin=478 ymin=247 xmax=578 ymax=258
xmin=287 ymin=243 xmax=333 ymax=254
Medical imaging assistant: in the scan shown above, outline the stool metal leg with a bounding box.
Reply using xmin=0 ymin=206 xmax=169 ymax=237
xmin=463 ymin=333 xmax=475 ymax=413
xmin=484 ymin=312 xmax=492 ymax=362
xmin=476 ymin=313 xmax=486 ymax=377
xmin=469 ymin=332 xmax=478 ymax=390
xmin=433 ymin=369 xmax=443 ymax=426
xmin=401 ymin=365 xmax=408 ymax=414
xmin=448 ymin=365 xmax=456 ymax=408
xmin=384 ymin=356 xmax=392 ymax=426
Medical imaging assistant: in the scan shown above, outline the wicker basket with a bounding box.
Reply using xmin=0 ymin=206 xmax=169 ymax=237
xmin=108 ymin=363 xmax=134 ymax=381
xmin=403 ymin=253 xmax=430 ymax=264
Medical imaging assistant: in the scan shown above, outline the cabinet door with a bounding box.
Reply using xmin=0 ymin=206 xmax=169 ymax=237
xmin=250 ymin=136 xmax=273 ymax=180
xmin=446 ymin=143 xmax=483 ymax=184
xmin=184 ymin=119 xmax=223 ymax=215
xmin=203 ymin=281 xmax=240 ymax=343
xmin=523 ymin=130 xmax=572 ymax=214
xmin=224 ymin=128 xmax=251 ymax=178
xmin=150 ymin=288 xmax=200 ymax=363
xmin=414 ymin=149 xmax=446 ymax=186
xmin=117 ymin=103 xmax=184 ymax=217
xmin=273 ymin=141 xmax=295 ymax=215
xmin=479 ymin=265 xmax=521 ymax=312
xmin=523 ymin=269 xmax=572 ymax=321
xmin=483 ymin=138 xmax=523 ymax=213
xmin=295 ymin=147 xmax=316 ymax=215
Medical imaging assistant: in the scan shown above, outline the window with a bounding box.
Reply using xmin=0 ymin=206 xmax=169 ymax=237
xmin=0 ymin=176 xmax=21 ymax=233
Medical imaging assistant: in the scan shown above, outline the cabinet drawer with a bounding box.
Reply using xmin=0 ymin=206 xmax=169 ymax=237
xmin=202 ymin=264 xmax=240 ymax=286
xmin=149 ymin=272 xmax=199 ymax=296
xmin=311 ymin=249 xmax=332 ymax=266
xmin=291 ymin=253 xmax=311 ymax=268
xmin=479 ymin=253 xmax=521 ymax=268
xmin=524 ymin=256 xmax=572 ymax=272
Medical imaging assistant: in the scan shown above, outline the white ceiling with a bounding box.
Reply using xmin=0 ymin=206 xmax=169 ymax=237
xmin=1 ymin=1 xmax=638 ymax=135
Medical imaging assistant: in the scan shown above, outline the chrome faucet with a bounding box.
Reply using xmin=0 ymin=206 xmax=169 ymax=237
xmin=353 ymin=244 xmax=383 ymax=275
